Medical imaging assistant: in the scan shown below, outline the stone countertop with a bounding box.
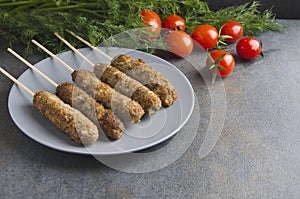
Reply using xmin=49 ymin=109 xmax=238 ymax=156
xmin=0 ymin=20 xmax=299 ymax=198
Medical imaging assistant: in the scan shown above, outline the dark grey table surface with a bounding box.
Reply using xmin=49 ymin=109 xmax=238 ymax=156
xmin=0 ymin=20 xmax=299 ymax=198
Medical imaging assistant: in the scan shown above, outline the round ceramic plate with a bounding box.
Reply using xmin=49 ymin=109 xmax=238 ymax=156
xmin=8 ymin=47 xmax=194 ymax=155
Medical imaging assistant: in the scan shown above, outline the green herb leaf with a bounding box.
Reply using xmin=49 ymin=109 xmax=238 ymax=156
xmin=212 ymin=69 xmax=217 ymax=85
xmin=215 ymin=53 xmax=226 ymax=64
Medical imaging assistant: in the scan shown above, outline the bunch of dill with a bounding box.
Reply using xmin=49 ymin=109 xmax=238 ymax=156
xmin=0 ymin=0 xmax=282 ymax=56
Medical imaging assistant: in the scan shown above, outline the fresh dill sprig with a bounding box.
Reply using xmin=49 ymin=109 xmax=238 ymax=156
xmin=185 ymin=1 xmax=283 ymax=35
xmin=0 ymin=0 xmax=283 ymax=56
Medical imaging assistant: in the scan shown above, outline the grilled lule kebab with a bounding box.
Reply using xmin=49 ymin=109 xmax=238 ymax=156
xmin=56 ymin=82 xmax=125 ymax=140
xmin=55 ymin=32 xmax=162 ymax=115
xmin=94 ymin=63 xmax=161 ymax=115
xmin=67 ymin=30 xmax=177 ymax=107
xmin=0 ymin=67 xmax=99 ymax=145
xmin=32 ymin=39 xmax=144 ymax=124
xmin=8 ymin=48 xmax=125 ymax=140
xmin=111 ymin=55 xmax=177 ymax=107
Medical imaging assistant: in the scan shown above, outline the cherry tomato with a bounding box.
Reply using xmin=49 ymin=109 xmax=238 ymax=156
xmin=166 ymin=30 xmax=193 ymax=57
xmin=220 ymin=20 xmax=243 ymax=43
xmin=192 ymin=24 xmax=219 ymax=50
xmin=141 ymin=10 xmax=162 ymax=39
xmin=236 ymin=37 xmax=262 ymax=60
xmin=207 ymin=50 xmax=235 ymax=77
xmin=163 ymin=15 xmax=186 ymax=31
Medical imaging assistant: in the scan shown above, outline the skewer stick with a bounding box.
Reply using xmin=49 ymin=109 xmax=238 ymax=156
xmin=54 ymin=32 xmax=94 ymax=67
xmin=66 ymin=30 xmax=113 ymax=61
xmin=7 ymin=48 xmax=58 ymax=88
xmin=0 ymin=67 xmax=34 ymax=97
xmin=31 ymin=39 xmax=74 ymax=73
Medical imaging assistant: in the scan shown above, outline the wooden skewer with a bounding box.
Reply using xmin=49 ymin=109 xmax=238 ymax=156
xmin=32 ymin=39 xmax=75 ymax=73
xmin=7 ymin=48 xmax=58 ymax=88
xmin=0 ymin=67 xmax=34 ymax=97
xmin=66 ymin=30 xmax=113 ymax=61
xmin=31 ymin=39 xmax=74 ymax=73
xmin=54 ymin=32 xmax=95 ymax=67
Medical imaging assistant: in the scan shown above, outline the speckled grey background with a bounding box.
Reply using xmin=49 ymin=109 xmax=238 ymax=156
xmin=0 ymin=20 xmax=299 ymax=198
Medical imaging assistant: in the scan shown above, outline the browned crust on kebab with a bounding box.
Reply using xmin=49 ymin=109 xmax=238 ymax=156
xmin=56 ymin=82 xmax=125 ymax=140
xmin=33 ymin=91 xmax=99 ymax=145
xmin=111 ymin=54 xmax=177 ymax=107
xmin=94 ymin=63 xmax=161 ymax=115
xmin=71 ymin=70 xmax=144 ymax=124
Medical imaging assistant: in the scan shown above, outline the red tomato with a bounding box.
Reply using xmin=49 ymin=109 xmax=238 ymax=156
xmin=236 ymin=37 xmax=262 ymax=60
xmin=163 ymin=15 xmax=186 ymax=31
xmin=166 ymin=30 xmax=193 ymax=57
xmin=192 ymin=24 xmax=219 ymax=50
xmin=220 ymin=20 xmax=243 ymax=43
xmin=207 ymin=50 xmax=235 ymax=77
xmin=141 ymin=10 xmax=162 ymax=39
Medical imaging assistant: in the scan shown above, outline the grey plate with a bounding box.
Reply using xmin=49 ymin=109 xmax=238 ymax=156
xmin=8 ymin=47 xmax=194 ymax=155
